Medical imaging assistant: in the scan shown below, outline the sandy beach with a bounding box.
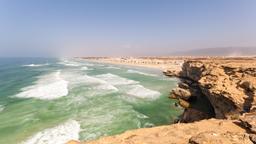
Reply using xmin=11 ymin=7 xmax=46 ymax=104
xmin=82 ymin=57 xmax=184 ymax=75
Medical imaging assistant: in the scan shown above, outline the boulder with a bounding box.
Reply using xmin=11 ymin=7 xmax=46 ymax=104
xmin=172 ymin=87 xmax=192 ymax=100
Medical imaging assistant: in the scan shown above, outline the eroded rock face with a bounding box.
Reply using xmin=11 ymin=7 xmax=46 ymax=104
xmin=166 ymin=59 xmax=256 ymax=122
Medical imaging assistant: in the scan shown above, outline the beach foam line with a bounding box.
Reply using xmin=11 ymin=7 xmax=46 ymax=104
xmin=22 ymin=120 xmax=80 ymax=144
xmin=106 ymin=66 xmax=121 ymax=69
xmin=59 ymin=59 xmax=83 ymax=67
xmin=59 ymin=59 xmax=95 ymax=67
xmin=16 ymin=71 xmax=69 ymax=100
xmin=127 ymin=69 xmax=157 ymax=77
xmin=59 ymin=62 xmax=81 ymax=67
xmin=95 ymin=73 xmax=138 ymax=85
xmin=125 ymin=84 xmax=161 ymax=99
xmin=22 ymin=63 xmax=49 ymax=67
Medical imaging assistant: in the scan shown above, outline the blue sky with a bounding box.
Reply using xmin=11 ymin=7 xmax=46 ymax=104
xmin=0 ymin=0 xmax=255 ymax=56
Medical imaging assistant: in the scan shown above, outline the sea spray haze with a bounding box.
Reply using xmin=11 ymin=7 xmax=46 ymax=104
xmin=0 ymin=58 xmax=181 ymax=144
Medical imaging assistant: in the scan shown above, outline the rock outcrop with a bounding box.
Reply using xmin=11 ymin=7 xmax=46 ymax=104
xmin=168 ymin=59 xmax=256 ymax=122
xmin=83 ymin=119 xmax=251 ymax=144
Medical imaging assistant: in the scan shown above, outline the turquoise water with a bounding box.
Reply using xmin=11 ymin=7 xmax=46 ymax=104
xmin=0 ymin=58 xmax=181 ymax=144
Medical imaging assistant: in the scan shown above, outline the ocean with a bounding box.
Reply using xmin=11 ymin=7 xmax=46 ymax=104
xmin=0 ymin=58 xmax=181 ymax=144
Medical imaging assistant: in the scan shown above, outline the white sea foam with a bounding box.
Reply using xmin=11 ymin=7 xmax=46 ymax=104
xmin=81 ymin=66 xmax=89 ymax=70
xmin=126 ymin=84 xmax=161 ymax=99
xmin=60 ymin=62 xmax=81 ymax=67
xmin=0 ymin=105 xmax=5 ymax=112
xmin=60 ymin=59 xmax=95 ymax=68
xmin=95 ymin=84 xmax=118 ymax=91
xmin=94 ymin=73 xmax=159 ymax=99
xmin=23 ymin=63 xmax=49 ymax=67
xmin=16 ymin=71 xmax=69 ymax=100
xmin=80 ymin=75 xmax=107 ymax=84
xmin=63 ymin=73 xmax=118 ymax=93
xmin=65 ymin=63 xmax=80 ymax=67
xmin=59 ymin=59 xmax=82 ymax=67
xmin=127 ymin=69 xmax=157 ymax=77
xmin=106 ymin=66 xmax=121 ymax=69
xmin=22 ymin=120 xmax=80 ymax=144
xmin=83 ymin=63 xmax=94 ymax=66
xmin=95 ymin=73 xmax=138 ymax=85
xmin=80 ymin=66 xmax=93 ymax=71
xmin=80 ymin=75 xmax=118 ymax=92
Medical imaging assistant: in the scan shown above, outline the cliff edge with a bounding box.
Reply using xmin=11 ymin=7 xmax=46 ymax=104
xmin=82 ymin=119 xmax=251 ymax=144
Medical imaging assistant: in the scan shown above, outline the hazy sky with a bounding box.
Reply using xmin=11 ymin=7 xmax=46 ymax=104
xmin=0 ymin=0 xmax=256 ymax=57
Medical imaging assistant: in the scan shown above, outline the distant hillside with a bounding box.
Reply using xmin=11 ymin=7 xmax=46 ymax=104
xmin=171 ymin=47 xmax=256 ymax=57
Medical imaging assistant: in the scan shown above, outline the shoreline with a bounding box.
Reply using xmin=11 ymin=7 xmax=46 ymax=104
xmin=81 ymin=57 xmax=184 ymax=75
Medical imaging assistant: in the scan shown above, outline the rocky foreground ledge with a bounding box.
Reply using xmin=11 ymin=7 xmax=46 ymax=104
xmin=71 ymin=58 xmax=256 ymax=144
xmin=166 ymin=58 xmax=256 ymax=143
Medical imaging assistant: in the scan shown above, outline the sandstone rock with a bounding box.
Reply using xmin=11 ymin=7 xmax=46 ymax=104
xmin=66 ymin=140 xmax=80 ymax=144
xmin=163 ymin=69 xmax=180 ymax=77
xmin=83 ymin=119 xmax=248 ymax=144
xmin=172 ymin=60 xmax=256 ymax=121
xmin=189 ymin=131 xmax=252 ymax=144
xmin=239 ymin=80 xmax=255 ymax=92
xmin=178 ymin=82 xmax=189 ymax=89
xmin=180 ymin=108 xmax=212 ymax=123
xmin=172 ymin=87 xmax=192 ymax=100
xmin=178 ymin=98 xmax=190 ymax=108
xmin=249 ymin=134 xmax=256 ymax=143
xmin=169 ymin=93 xmax=178 ymax=99
xmin=239 ymin=112 xmax=256 ymax=133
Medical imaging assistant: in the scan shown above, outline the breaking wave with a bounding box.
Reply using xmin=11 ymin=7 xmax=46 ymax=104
xmin=59 ymin=59 xmax=83 ymax=67
xmin=95 ymin=73 xmax=138 ymax=85
xmin=125 ymin=84 xmax=161 ymax=99
xmin=22 ymin=120 xmax=80 ymax=144
xmin=22 ymin=63 xmax=49 ymax=67
xmin=81 ymin=66 xmax=88 ymax=70
xmin=62 ymin=73 xmax=118 ymax=93
xmin=16 ymin=71 xmax=69 ymax=100
xmin=59 ymin=59 xmax=95 ymax=67
xmin=95 ymin=73 xmax=160 ymax=99
xmin=106 ymin=66 xmax=121 ymax=69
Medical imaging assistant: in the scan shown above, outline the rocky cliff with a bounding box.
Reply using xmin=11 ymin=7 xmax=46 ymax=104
xmin=169 ymin=59 xmax=256 ymax=122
